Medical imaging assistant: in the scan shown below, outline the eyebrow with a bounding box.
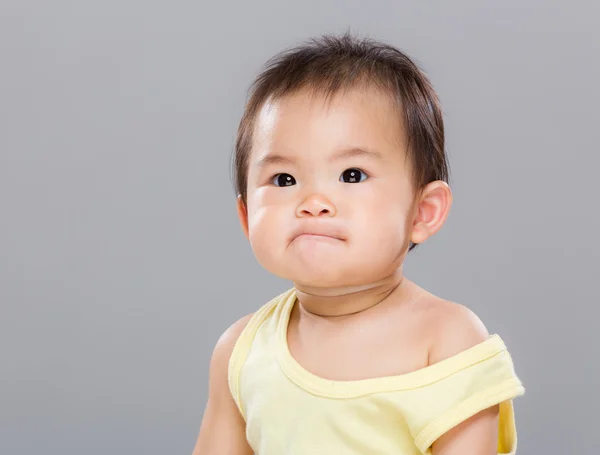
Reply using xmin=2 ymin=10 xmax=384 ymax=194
xmin=256 ymin=147 xmax=382 ymax=168
xmin=330 ymin=147 xmax=382 ymax=162
xmin=256 ymin=154 xmax=296 ymax=168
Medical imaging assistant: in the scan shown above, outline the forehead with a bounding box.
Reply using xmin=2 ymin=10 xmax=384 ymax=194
xmin=251 ymin=86 xmax=406 ymax=160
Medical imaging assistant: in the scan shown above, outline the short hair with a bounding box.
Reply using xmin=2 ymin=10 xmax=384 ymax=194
xmin=233 ymin=33 xmax=449 ymax=252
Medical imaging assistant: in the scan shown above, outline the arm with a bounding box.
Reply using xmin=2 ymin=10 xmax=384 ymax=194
xmin=428 ymin=303 xmax=499 ymax=455
xmin=191 ymin=315 xmax=254 ymax=455
xmin=431 ymin=406 xmax=499 ymax=455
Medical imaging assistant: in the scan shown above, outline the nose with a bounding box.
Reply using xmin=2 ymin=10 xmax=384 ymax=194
xmin=296 ymin=193 xmax=337 ymax=218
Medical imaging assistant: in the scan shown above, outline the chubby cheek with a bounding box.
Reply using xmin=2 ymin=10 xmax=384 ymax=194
xmin=246 ymin=201 xmax=289 ymax=268
xmin=351 ymin=191 xmax=411 ymax=252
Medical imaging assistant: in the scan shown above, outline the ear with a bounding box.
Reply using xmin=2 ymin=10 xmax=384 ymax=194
xmin=410 ymin=181 xmax=453 ymax=245
xmin=236 ymin=195 xmax=250 ymax=240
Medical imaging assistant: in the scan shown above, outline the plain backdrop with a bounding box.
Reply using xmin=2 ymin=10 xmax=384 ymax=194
xmin=1 ymin=1 xmax=598 ymax=454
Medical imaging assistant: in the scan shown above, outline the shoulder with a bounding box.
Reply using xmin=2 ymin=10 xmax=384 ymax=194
xmin=210 ymin=313 xmax=255 ymax=372
xmin=211 ymin=287 xmax=296 ymax=378
xmin=424 ymin=298 xmax=490 ymax=366
xmin=212 ymin=288 xmax=293 ymax=362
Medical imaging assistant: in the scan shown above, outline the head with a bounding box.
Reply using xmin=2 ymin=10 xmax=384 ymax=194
xmin=234 ymin=33 xmax=452 ymax=289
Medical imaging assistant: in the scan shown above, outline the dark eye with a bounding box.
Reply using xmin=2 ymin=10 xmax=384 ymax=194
xmin=340 ymin=168 xmax=367 ymax=183
xmin=272 ymin=173 xmax=296 ymax=187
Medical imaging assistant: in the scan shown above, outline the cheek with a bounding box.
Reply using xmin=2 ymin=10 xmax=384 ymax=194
xmin=246 ymin=200 xmax=288 ymax=256
xmin=247 ymin=207 xmax=270 ymax=247
xmin=350 ymin=187 xmax=411 ymax=244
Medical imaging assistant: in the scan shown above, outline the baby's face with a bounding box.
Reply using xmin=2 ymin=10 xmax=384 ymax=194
xmin=240 ymin=87 xmax=418 ymax=288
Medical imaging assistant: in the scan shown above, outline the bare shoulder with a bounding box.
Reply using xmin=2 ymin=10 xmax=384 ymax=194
xmin=211 ymin=313 xmax=255 ymax=366
xmin=423 ymin=297 xmax=490 ymax=366
xmin=193 ymin=313 xmax=256 ymax=455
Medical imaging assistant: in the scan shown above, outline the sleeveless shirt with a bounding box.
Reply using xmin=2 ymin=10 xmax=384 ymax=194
xmin=228 ymin=288 xmax=525 ymax=454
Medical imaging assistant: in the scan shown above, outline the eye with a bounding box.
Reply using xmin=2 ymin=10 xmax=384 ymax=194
xmin=271 ymin=173 xmax=296 ymax=187
xmin=340 ymin=168 xmax=368 ymax=183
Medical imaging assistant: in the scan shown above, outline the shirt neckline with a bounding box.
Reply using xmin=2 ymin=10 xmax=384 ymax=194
xmin=274 ymin=288 xmax=506 ymax=398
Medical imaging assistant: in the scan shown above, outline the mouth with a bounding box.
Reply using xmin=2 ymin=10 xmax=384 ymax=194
xmin=289 ymin=227 xmax=347 ymax=245
xmin=295 ymin=233 xmax=343 ymax=241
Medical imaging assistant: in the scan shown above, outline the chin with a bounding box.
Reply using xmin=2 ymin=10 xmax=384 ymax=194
xmin=288 ymin=264 xmax=363 ymax=289
xmin=292 ymin=275 xmax=344 ymax=289
xmin=259 ymin=259 xmax=342 ymax=288
xmin=291 ymin=259 xmax=400 ymax=289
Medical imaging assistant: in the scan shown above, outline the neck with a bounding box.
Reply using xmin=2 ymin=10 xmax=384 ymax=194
xmin=293 ymin=268 xmax=408 ymax=318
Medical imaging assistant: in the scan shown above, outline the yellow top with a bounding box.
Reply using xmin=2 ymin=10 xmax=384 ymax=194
xmin=228 ymin=289 xmax=525 ymax=455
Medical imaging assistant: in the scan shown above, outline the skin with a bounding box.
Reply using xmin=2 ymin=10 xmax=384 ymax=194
xmin=193 ymin=86 xmax=499 ymax=455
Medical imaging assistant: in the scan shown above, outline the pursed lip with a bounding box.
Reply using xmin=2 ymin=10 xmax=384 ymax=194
xmin=289 ymin=224 xmax=347 ymax=244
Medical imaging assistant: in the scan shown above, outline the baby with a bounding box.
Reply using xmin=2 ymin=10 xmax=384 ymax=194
xmin=193 ymin=33 xmax=524 ymax=455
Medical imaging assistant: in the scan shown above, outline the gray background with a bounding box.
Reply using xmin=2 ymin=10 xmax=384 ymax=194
xmin=1 ymin=1 xmax=598 ymax=454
